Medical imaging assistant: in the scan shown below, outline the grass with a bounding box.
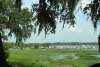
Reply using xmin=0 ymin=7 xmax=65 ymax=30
xmin=8 ymin=48 xmax=100 ymax=67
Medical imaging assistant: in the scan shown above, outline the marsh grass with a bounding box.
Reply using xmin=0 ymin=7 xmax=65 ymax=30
xmin=8 ymin=49 xmax=100 ymax=67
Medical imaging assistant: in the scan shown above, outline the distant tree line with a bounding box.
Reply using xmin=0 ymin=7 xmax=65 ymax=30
xmin=3 ymin=42 xmax=98 ymax=49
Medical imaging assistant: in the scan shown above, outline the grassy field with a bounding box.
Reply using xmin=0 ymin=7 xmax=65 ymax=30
xmin=8 ymin=48 xmax=100 ymax=67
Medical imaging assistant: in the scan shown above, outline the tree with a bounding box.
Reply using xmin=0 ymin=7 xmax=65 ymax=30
xmin=98 ymin=35 xmax=100 ymax=52
xmin=13 ymin=0 xmax=33 ymax=48
xmin=8 ymin=8 xmax=33 ymax=49
xmin=0 ymin=0 xmax=33 ymax=66
xmin=32 ymin=0 xmax=79 ymax=36
xmin=83 ymin=0 xmax=100 ymax=53
xmin=0 ymin=0 xmax=13 ymax=66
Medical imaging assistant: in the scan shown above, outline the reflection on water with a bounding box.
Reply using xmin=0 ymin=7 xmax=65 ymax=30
xmin=49 ymin=54 xmax=80 ymax=60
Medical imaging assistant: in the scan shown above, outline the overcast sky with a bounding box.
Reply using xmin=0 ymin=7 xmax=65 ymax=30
xmin=7 ymin=0 xmax=100 ymax=43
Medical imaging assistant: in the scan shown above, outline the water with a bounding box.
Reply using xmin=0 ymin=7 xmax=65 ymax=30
xmin=94 ymin=53 xmax=100 ymax=58
xmin=49 ymin=54 xmax=80 ymax=60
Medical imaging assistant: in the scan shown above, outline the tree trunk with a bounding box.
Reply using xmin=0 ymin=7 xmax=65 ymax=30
xmin=98 ymin=35 xmax=100 ymax=53
xmin=16 ymin=0 xmax=21 ymax=11
xmin=0 ymin=33 xmax=10 ymax=67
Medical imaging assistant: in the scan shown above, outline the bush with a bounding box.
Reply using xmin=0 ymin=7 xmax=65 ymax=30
xmin=34 ymin=45 xmax=39 ymax=49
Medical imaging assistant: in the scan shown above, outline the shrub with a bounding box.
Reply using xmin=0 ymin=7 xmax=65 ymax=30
xmin=34 ymin=45 xmax=39 ymax=49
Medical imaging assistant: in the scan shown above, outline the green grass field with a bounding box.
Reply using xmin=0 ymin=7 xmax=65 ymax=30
xmin=8 ymin=48 xmax=100 ymax=67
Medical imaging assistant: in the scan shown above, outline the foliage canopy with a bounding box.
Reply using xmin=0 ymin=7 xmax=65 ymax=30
xmin=0 ymin=0 xmax=33 ymax=43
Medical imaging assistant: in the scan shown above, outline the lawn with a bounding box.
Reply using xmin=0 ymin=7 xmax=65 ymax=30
xmin=8 ymin=48 xmax=100 ymax=67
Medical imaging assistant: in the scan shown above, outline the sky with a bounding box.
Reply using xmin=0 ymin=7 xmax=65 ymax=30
xmin=7 ymin=0 xmax=100 ymax=43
